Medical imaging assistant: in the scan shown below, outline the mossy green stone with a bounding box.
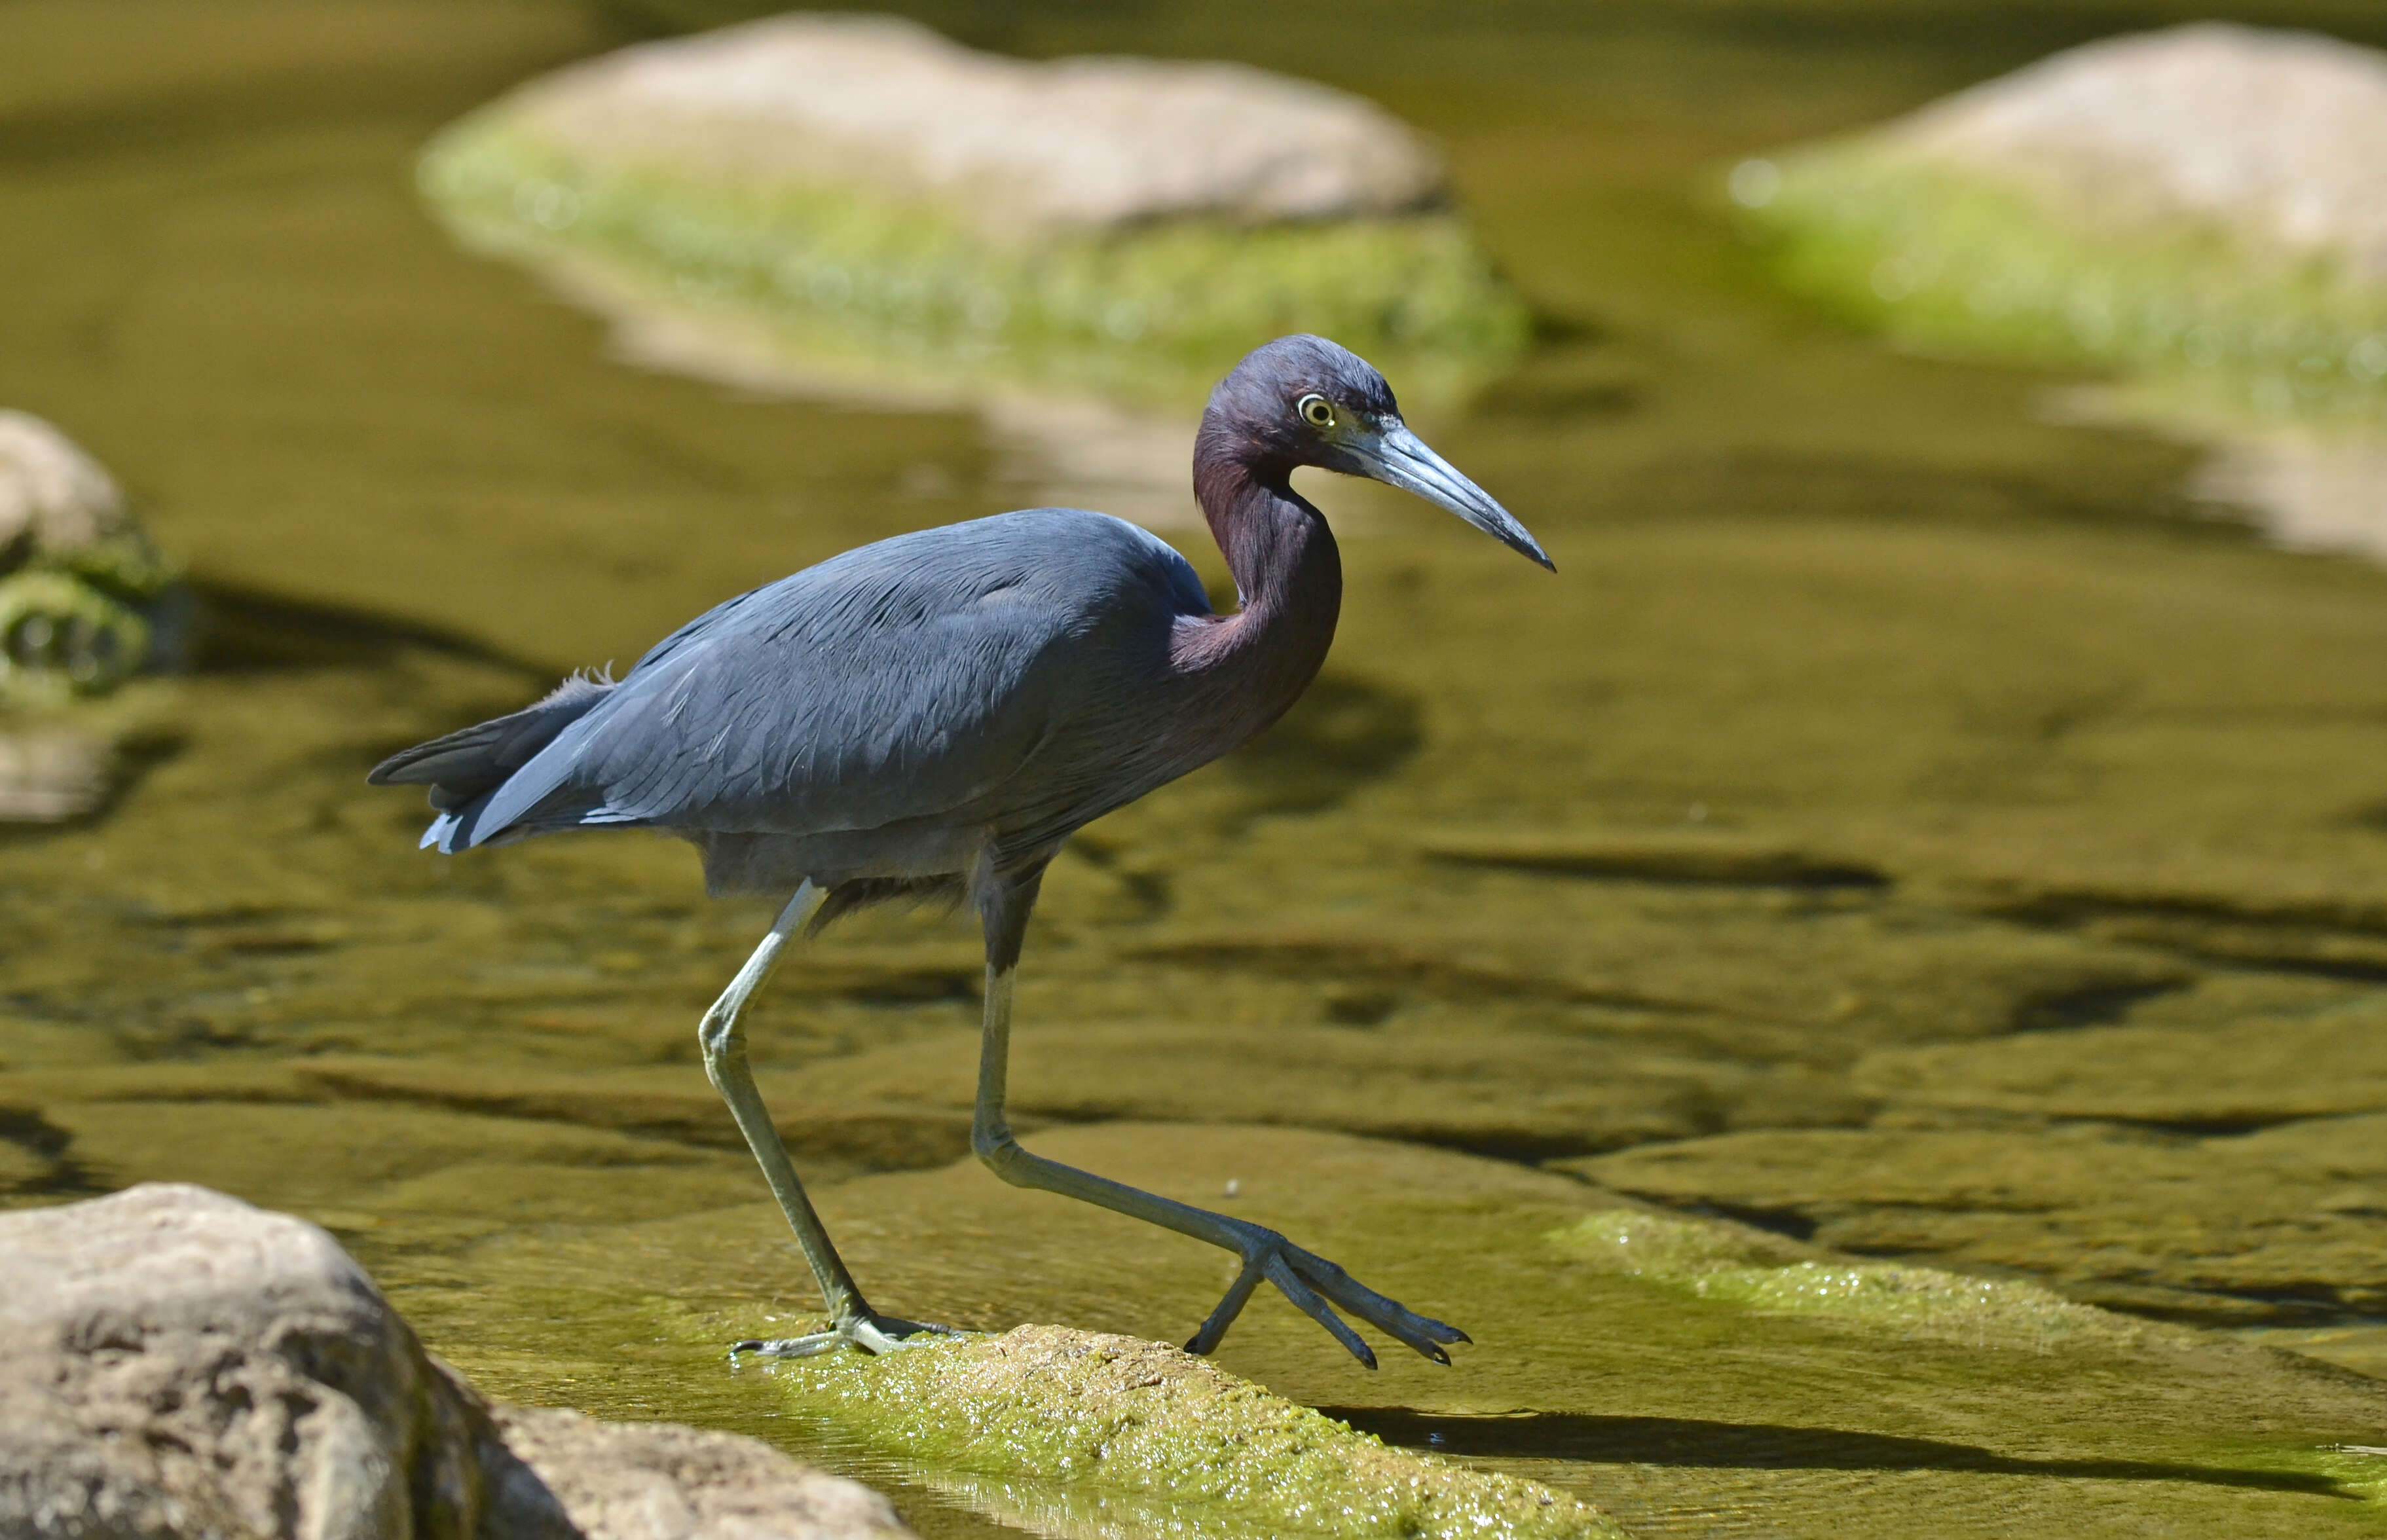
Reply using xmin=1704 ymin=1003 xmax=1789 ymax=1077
xmin=764 ymin=1325 xmax=1622 ymax=1539
xmin=416 ymin=113 xmax=1529 ymax=414
xmin=1740 ymin=145 xmax=2387 ymax=426
xmin=1551 ymin=1210 xmax=2138 ymax=1351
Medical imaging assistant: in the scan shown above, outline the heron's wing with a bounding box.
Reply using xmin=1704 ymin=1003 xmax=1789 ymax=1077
xmin=445 ymin=510 xmax=1207 ymax=850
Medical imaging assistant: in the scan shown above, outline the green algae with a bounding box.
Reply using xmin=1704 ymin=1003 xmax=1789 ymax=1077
xmin=417 ymin=112 xmax=1528 ymax=416
xmin=1568 ymin=1116 xmax=2387 ymax=1326
xmin=0 ymin=570 xmax=154 ymax=699
xmin=1551 ymin=1210 xmax=2136 ymax=1352
xmin=762 ymin=1325 xmax=1622 ymax=1540
xmin=1737 ymin=145 xmax=2387 ymax=427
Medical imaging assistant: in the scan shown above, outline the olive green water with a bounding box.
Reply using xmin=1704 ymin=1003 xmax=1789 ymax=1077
xmin=10 ymin=1 xmax=2387 ymax=1535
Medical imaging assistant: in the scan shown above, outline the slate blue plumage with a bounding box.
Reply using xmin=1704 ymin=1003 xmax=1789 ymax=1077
xmin=371 ymin=335 xmax=1551 ymax=1368
xmin=404 ymin=509 xmax=1215 ymax=898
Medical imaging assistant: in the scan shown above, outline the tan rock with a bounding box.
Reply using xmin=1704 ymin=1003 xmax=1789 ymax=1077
xmin=0 ymin=1182 xmax=529 ymax=1540
xmin=0 ymin=1184 xmax=914 ymax=1540
xmin=1892 ymin=23 xmax=2387 ymax=277
xmin=492 ymin=1407 xmax=913 ymax=1540
xmin=500 ymin=12 xmax=1445 ymax=241
xmin=0 ymin=411 xmax=133 ymax=564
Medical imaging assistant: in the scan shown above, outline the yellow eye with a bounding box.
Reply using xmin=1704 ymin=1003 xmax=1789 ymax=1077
xmin=1297 ymin=394 xmax=1335 ymax=430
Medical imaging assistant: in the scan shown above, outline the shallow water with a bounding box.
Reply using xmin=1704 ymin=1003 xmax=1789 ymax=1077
xmin=9 ymin=3 xmax=2387 ymax=1535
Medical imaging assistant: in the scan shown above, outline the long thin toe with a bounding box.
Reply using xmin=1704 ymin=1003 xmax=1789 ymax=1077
xmin=1278 ymin=1253 xmax=1464 ymax=1363
xmin=849 ymin=1319 xmax=946 ymax=1355
xmin=1186 ymin=1259 xmax=1267 ymax=1357
xmin=1387 ymin=1326 xmax=1454 ymax=1366
xmin=733 ymin=1331 xmax=844 ymax=1359
xmin=1265 ymin=1255 xmax=1377 ymax=1369
xmin=1348 ymin=1302 xmax=1454 ymax=1366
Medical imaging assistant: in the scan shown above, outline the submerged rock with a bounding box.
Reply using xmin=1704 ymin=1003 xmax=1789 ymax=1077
xmin=0 ymin=725 xmax=117 ymax=823
xmin=492 ymin=1406 xmax=915 ymax=1540
xmin=1549 ymin=1208 xmax=2144 ymax=1350
xmin=415 ymin=14 xmax=1526 ymax=415
xmin=0 ymin=1184 xmax=914 ymax=1540
xmin=1571 ymin=1112 xmax=2387 ymax=1326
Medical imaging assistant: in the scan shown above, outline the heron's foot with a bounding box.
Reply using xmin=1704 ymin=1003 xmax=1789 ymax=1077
xmin=730 ymin=1310 xmax=966 ymax=1360
xmin=1187 ymin=1219 xmax=1469 ymax=1370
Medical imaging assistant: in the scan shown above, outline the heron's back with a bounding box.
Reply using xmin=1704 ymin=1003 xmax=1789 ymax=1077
xmin=373 ymin=507 xmax=1215 ymax=889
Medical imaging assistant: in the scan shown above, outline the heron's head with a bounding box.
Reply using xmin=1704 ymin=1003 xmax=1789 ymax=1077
xmin=1206 ymin=334 xmax=1553 ymax=571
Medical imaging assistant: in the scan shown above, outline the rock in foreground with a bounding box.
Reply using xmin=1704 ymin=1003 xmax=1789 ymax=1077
xmin=0 ymin=1184 xmax=912 ymax=1540
xmin=417 ymin=14 xmax=1525 ymax=411
xmin=768 ymin=1323 xmax=1624 ymax=1539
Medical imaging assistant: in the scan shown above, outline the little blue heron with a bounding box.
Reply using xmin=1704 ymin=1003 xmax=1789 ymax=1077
xmin=371 ymin=335 xmax=1551 ymax=1367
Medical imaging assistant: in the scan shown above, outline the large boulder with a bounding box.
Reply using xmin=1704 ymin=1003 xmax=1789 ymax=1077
xmin=415 ymin=14 xmax=1526 ymax=414
xmin=485 ymin=14 xmax=1443 ymax=236
xmin=1735 ymin=24 xmax=2387 ymax=418
xmin=0 ymin=1184 xmax=914 ymax=1540
xmin=1894 ymin=25 xmax=2387 ymax=278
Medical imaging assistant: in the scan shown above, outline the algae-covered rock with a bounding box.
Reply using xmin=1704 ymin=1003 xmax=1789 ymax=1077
xmin=1551 ymin=1209 xmax=2141 ymax=1352
xmin=766 ymin=1323 xmax=1622 ymax=1539
xmin=1735 ymin=24 xmax=2387 ymax=424
xmin=415 ymin=14 xmax=1527 ymax=414
xmin=0 ymin=411 xmax=174 ymax=698
xmin=1569 ymin=1114 xmax=2387 ymax=1325
xmin=0 ymin=412 xmax=181 ymax=822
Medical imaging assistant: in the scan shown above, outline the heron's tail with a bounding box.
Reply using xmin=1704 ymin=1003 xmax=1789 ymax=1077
xmin=367 ymin=671 xmax=614 ymax=851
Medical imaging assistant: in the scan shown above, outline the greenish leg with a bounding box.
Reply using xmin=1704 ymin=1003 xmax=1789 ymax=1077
xmin=970 ymin=964 xmax=1469 ymax=1368
xmin=705 ymin=880 xmax=959 ymax=1359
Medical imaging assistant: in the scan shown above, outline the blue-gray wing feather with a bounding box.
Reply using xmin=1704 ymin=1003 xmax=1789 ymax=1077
xmin=435 ymin=509 xmax=1208 ymax=854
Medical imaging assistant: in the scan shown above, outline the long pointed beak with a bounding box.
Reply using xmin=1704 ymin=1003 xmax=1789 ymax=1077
xmin=1354 ymin=424 xmax=1554 ymax=571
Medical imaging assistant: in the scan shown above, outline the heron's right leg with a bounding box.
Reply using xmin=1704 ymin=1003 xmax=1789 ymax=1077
xmin=699 ymin=880 xmax=959 ymax=1359
xmin=970 ymin=961 xmax=1468 ymax=1368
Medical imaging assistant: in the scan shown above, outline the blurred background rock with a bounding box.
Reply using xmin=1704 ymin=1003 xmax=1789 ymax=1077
xmin=0 ymin=412 xmax=180 ymax=822
xmin=1735 ymin=22 xmax=2387 ymax=560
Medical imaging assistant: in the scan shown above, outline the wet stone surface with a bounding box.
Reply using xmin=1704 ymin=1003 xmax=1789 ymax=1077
xmin=10 ymin=1 xmax=2387 ymax=1535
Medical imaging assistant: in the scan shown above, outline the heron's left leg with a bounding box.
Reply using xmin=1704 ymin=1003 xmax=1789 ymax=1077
xmin=968 ymin=926 xmax=1468 ymax=1368
xmin=698 ymin=880 xmax=959 ymax=1359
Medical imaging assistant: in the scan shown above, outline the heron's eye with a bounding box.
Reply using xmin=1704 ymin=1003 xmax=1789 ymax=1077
xmin=1297 ymin=394 xmax=1335 ymax=430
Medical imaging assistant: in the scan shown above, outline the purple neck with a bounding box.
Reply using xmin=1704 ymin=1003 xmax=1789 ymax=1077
xmin=1171 ymin=424 xmax=1342 ymax=741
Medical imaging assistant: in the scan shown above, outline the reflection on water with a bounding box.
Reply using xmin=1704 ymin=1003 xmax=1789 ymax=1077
xmin=9 ymin=3 xmax=2387 ymax=1537
xmin=2042 ymin=383 xmax=2387 ymax=564
xmin=2190 ymin=430 xmax=2387 ymax=560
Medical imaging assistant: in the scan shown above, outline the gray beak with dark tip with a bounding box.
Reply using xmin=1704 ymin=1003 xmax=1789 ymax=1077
xmin=1356 ymin=422 xmax=1554 ymax=571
